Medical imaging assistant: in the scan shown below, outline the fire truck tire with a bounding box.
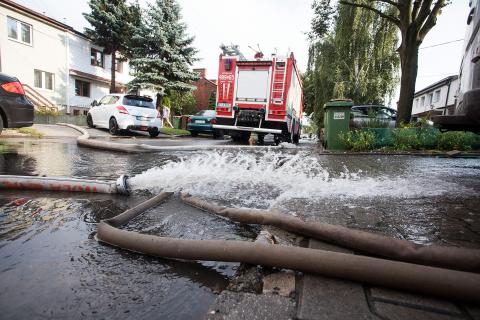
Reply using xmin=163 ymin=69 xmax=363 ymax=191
xmin=231 ymin=132 xmax=250 ymax=143
xmin=213 ymin=130 xmax=224 ymax=140
xmin=257 ymin=134 xmax=265 ymax=145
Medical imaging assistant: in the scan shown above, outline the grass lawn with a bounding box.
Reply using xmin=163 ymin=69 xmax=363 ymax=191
xmin=160 ymin=127 xmax=191 ymax=136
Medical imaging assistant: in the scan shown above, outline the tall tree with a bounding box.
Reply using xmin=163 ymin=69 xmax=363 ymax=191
xmin=305 ymin=1 xmax=399 ymax=129
xmin=128 ymin=0 xmax=198 ymax=109
xmin=84 ymin=0 xmax=139 ymax=93
xmin=339 ymin=0 xmax=450 ymax=124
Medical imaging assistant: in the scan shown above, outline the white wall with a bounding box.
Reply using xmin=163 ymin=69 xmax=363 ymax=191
xmin=412 ymin=79 xmax=458 ymax=116
xmin=1 ymin=3 xmax=161 ymax=110
xmin=0 ymin=4 xmax=68 ymax=105
xmin=67 ymin=33 xmax=135 ymax=106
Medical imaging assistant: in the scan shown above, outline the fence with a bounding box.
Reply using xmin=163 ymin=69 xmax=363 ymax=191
xmin=34 ymin=114 xmax=87 ymax=126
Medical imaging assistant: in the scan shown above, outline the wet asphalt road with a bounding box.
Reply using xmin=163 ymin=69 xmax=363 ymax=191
xmin=0 ymin=127 xmax=479 ymax=319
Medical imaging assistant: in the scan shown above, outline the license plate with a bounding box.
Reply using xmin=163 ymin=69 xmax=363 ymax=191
xmin=196 ymin=120 xmax=205 ymax=124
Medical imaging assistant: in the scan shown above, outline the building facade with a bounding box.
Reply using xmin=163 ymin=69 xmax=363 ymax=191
xmin=0 ymin=0 xmax=143 ymax=114
xmin=412 ymin=75 xmax=459 ymax=118
xmin=192 ymin=68 xmax=217 ymax=111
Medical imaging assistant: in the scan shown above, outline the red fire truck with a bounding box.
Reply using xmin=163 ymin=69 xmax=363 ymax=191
xmin=213 ymin=46 xmax=303 ymax=144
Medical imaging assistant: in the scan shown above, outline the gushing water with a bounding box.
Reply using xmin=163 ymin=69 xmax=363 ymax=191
xmin=129 ymin=150 xmax=472 ymax=209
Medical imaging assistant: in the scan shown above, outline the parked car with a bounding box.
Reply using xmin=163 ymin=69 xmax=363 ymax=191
xmin=350 ymin=105 xmax=397 ymax=128
xmin=432 ymin=0 xmax=480 ymax=132
xmin=187 ymin=110 xmax=221 ymax=138
xmin=87 ymin=94 xmax=162 ymax=137
xmin=0 ymin=73 xmax=34 ymax=134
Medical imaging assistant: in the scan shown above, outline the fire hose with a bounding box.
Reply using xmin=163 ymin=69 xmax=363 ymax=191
xmin=180 ymin=194 xmax=480 ymax=273
xmin=95 ymin=192 xmax=480 ymax=303
xmin=0 ymin=175 xmax=130 ymax=195
xmin=58 ymin=123 xmax=283 ymax=153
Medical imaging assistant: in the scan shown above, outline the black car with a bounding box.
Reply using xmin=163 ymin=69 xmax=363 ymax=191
xmin=0 ymin=73 xmax=34 ymax=134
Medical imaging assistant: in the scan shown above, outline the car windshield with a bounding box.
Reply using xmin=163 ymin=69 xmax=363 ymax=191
xmin=195 ymin=110 xmax=216 ymax=117
xmin=123 ymin=95 xmax=155 ymax=109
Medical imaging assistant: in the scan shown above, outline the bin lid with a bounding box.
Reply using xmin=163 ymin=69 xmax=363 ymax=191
xmin=324 ymin=99 xmax=354 ymax=109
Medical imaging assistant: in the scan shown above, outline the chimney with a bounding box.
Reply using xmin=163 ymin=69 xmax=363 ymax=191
xmin=194 ymin=68 xmax=206 ymax=78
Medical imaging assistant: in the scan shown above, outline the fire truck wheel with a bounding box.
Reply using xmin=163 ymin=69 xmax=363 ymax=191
xmin=257 ymin=134 xmax=265 ymax=145
xmin=293 ymin=129 xmax=300 ymax=144
xmin=213 ymin=130 xmax=224 ymax=140
xmin=274 ymin=135 xmax=282 ymax=145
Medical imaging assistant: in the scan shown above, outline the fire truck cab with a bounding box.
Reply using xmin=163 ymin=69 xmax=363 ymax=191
xmin=213 ymin=46 xmax=303 ymax=144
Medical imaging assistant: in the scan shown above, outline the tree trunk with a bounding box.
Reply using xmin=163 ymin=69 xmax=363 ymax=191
xmin=110 ymin=50 xmax=116 ymax=94
xmin=397 ymin=33 xmax=420 ymax=125
xmin=156 ymin=92 xmax=164 ymax=112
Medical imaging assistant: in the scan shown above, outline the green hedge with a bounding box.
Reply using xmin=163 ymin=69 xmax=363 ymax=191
xmin=339 ymin=128 xmax=479 ymax=151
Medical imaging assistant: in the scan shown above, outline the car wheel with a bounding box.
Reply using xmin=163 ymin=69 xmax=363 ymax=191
xmin=86 ymin=114 xmax=95 ymax=128
xmin=149 ymin=129 xmax=160 ymax=138
xmin=190 ymin=131 xmax=198 ymax=137
xmin=109 ymin=117 xmax=119 ymax=135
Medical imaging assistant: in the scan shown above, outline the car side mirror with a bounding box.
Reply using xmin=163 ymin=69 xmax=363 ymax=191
xmin=91 ymin=100 xmax=98 ymax=107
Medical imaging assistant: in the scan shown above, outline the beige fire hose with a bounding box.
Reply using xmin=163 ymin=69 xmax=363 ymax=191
xmin=180 ymin=194 xmax=480 ymax=273
xmin=59 ymin=123 xmax=282 ymax=153
xmin=96 ymin=192 xmax=480 ymax=303
xmin=0 ymin=175 xmax=130 ymax=194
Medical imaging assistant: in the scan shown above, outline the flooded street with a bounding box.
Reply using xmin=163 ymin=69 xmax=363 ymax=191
xmin=1 ymin=139 xmax=479 ymax=319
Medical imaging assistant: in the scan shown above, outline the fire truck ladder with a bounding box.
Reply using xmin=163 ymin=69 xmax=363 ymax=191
xmin=271 ymin=61 xmax=287 ymax=104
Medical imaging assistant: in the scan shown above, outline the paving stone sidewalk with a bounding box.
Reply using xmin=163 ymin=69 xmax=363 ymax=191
xmin=205 ymin=238 xmax=479 ymax=320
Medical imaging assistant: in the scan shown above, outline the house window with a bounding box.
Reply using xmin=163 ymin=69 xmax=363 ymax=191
xmin=433 ymin=90 xmax=441 ymax=103
xmin=75 ymin=79 xmax=90 ymax=97
xmin=73 ymin=110 xmax=80 ymax=116
xmin=428 ymin=93 xmax=433 ymax=106
xmin=420 ymin=96 xmax=425 ymax=107
xmin=115 ymin=59 xmax=123 ymax=73
xmin=34 ymin=70 xmax=54 ymax=90
xmin=7 ymin=16 xmax=32 ymax=45
xmin=91 ymin=48 xmax=104 ymax=67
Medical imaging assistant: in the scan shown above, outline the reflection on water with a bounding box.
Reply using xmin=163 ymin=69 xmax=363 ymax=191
xmin=0 ymin=140 xmax=479 ymax=319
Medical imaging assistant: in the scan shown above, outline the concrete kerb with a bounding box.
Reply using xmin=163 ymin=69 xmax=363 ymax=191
xmin=58 ymin=123 xmax=284 ymax=153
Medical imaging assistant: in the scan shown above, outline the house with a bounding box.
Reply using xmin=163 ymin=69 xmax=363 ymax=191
xmin=192 ymin=68 xmax=217 ymax=111
xmin=412 ymin=75 xmax=459 ymax=118
xmin=0 ymin=0 xmax=147 ymax=114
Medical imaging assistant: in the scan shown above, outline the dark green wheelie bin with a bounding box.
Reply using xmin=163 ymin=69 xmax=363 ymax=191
xmin=323 ymin=99 xmax=353 ymax=150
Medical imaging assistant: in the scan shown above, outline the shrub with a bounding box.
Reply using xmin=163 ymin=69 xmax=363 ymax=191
xmin=437 ymin=131 xmax=478 ymax=151
xmin=339 ymin=130 xmax=376 ymax=151
xmin=392 ymin=128 xmax=440 ymax=150
xmin=35 ymin=107 xmax=61 ymax=116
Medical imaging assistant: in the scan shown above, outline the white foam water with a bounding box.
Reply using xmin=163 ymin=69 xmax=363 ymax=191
xmin=129 ymin=150 xmax=471 ymax=209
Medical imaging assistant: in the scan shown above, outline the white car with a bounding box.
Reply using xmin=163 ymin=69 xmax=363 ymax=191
xmin=87 ymin=94 xmax=162 ymax=137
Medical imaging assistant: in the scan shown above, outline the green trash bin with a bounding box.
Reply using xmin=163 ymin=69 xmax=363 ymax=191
xmin=173 ymin=116 xmax=181 ymax=129
xmin=323 ymin=99 xmax=354 ymax=150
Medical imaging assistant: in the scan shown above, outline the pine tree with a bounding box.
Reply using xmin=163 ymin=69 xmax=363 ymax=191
xmin=83 ymin=0 xmax=139 ymax=93
xmin=128 ymin=0 xmax=199 ymax=108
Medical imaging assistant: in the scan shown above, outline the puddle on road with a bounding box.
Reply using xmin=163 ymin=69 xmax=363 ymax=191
xmin=0 ymin=140 xmax=479 ymax=319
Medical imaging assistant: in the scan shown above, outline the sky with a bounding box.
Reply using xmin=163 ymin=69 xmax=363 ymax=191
xmin=13 ymin=0 xmax=470 ymax=102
